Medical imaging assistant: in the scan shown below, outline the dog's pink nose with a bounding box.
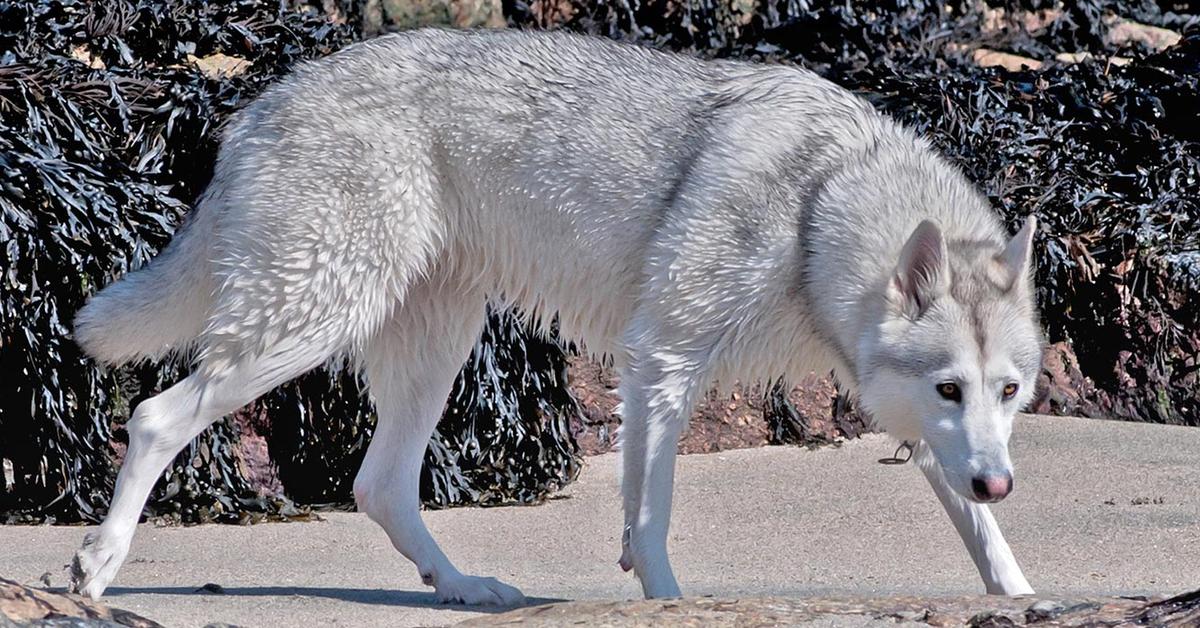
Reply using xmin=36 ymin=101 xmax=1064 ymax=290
xmin=971 ymin=474 xmax=1013 ymax=502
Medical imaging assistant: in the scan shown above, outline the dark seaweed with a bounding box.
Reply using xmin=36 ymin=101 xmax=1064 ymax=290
xmin=0 ymin=0 xmax=580 ymax=523
xmin=260 ymin=309 xmax=580 ymax=510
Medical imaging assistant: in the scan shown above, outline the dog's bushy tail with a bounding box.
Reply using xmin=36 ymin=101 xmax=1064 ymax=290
xmin=74 ymin=208 xmax=216 ymax=365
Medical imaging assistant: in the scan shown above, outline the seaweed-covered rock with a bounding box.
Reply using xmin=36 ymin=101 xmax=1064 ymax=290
xmin=260 ymin=309 xmax=581 ymax=509
xmin=456 ymin=591 xmax=1200 ymax=627
xmin=0 ymin=0 xmax=364 ymax=523
xmin=0 ymin=0 xmax=580 ymax=523
xmin=569 ymin=358 xmax=867 ymax=456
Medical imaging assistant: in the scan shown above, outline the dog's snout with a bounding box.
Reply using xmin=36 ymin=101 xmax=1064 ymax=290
xmin=970 ymin=473 xmax=1013 ymax=502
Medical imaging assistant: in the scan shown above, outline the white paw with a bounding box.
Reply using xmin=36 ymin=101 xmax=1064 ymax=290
xmin=435 ymin=575 xmax=525 ymax=606
xmin=987 ymin=582 xmax=1036 ymax=596
xmin=630 ymin=553 xmax=682 ymax=599
xmin=69 ymin=533 xmax=129 ymax=601
xmin=624 ymin=545 xmax=682 ymax=599
xmin=639 ymin=574 xmax=682 ymax=599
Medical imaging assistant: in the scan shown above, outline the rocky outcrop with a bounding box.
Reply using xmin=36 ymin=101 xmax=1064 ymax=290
xmin=459 ymin=590 xmax=1200 ymax=627
xmin=568 ymin=357 xmax=869 ymax=456
xmin=0 ymin=578 xmax=161 ymax=627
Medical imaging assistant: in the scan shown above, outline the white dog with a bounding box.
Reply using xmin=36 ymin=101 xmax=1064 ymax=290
xmin=71 ymin=29 xmax=1041 ymax=603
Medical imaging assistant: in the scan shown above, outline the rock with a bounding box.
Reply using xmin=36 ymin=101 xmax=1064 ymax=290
xmin=187 ymin=53 xmax=251 ymax=80
xmin=1105 ymin=19 xmax=1182 ymax=52
xmin=1030 ymin=342 xmax=1104 ymax=418
xmin=1054 ymin=52 xmax=1091 ymax=64
xmin=458 ymin=592 xmax=1200 ymax=626
xmin=967 ymin=611 xmax=1019 ymax=627
xmin=0 ymin=578 xmax=162 ymax=627
xmin=1134 ymin=589 xmax=1200 ymax=626
xmin=1023 ymin=599 xmax=1065 ymax=622
xmin=889 ymin=608 xmax=930 ymax=622
xmin=980 ymin=7 xmax=1063 ymax=36
xmin=365 ymin=0 xmax=505 ymax=32
xmin=567 ymin=356 xmax=867 ymax=456
xmin=1053 ymin=52 xmax=1131 ymax=67
xmin=195 ymin=583 xmax=226 ymax=595
xmin=972 ymin=48 xmax=1044 ymax=72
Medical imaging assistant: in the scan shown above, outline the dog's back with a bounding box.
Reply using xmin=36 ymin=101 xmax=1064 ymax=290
xmin=78 ymin=29 xmax=893 ymax=371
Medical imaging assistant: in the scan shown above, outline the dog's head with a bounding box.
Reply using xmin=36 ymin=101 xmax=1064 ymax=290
xmin=858 ymin=216 xmax=1042 ymax=503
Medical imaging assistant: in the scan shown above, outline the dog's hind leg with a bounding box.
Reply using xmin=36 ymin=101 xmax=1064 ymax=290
xmin=914 ymin=442 xmax=1034 ymax=595
xmin=352 ymin=281 xmax=522 ymax=605
xmin=617 ymin=315 xmax=710 ymax=599
xmin=71 ymin=335 xmax=343 ymax=600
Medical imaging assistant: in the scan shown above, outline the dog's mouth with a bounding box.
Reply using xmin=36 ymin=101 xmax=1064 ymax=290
xmin=952 ymin=483 xmax=1010 ymax=505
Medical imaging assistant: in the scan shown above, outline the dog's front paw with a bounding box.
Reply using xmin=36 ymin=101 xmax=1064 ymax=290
xmin=638 ymin=573 xmax=683 ymax=599
xmin=435 ymin=575 xmax=525 ymax=606
xmin=69 ymin=533 xmax=128 ymax=600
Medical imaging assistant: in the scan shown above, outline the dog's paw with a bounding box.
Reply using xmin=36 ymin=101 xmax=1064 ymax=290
xmin=435 ymin=575 xmax=525 ymax=606
xmin=639 ymin=576 xmax=683 ymax=599
xmin=69 ymin=533 xmax=128 ymax=601
xmin=633 ymin=561 xmax=683 ymax=599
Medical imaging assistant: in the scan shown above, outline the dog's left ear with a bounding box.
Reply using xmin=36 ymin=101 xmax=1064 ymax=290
xmin=997 ymin=215 xmax=1036 ymax=291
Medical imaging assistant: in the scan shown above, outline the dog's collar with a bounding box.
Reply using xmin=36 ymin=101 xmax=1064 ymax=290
xmin=878 ymin=440 xmax=916 ymax=465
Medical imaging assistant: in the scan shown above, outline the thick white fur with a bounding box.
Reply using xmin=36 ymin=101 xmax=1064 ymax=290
xmin=70 ymin=29 xmax=1041 ymax=602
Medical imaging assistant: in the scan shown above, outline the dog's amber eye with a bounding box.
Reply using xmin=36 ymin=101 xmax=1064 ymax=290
xmin=1003 ymin=383 xmax=1019 ymax=399
xmin=937 ymin=382 xmax=961 ymax=402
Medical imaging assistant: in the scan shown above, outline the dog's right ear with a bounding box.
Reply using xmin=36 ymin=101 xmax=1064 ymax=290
xmin=888 ymin=220 xmax=948 ymax=319
xmin=996 ymin=215 xmax=1036 ymax=292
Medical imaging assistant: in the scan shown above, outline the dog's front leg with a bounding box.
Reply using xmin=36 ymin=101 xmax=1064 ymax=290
xmin=913 ymin=442 xmax=1034 ymax=595
xmin=616 ymin=346 xmax=704 ymax=599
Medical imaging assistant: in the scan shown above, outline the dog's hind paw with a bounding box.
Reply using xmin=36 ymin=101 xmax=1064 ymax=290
xmin=435 ymin=575 xmax=525 ymax=606
xmin=69 ymin=532 xmax=128 ymax=601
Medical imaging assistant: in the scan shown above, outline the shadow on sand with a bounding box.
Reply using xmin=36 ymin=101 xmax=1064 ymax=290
xmin=102 ymin=585 xmax=564 ymax=614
